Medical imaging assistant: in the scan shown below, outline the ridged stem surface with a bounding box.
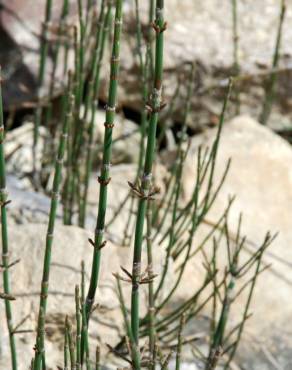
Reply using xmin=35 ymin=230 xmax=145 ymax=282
xmin=130 ymin=0 xmax=165 ymax=358
xmin=0 ymin=71 xmax=18 ymax=370
xmin=33 ymin=0 xmax=53 ymax=175
xmin=84 ymin=0 xmax=124 ymax=319
xmin=33 ymin=76 xmax=73 ymax=370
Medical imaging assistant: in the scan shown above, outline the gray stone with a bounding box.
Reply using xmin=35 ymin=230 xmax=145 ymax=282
xmin=178 ymin=116 xmax=292 ymax=369
xmin=2 ymin=1 xmax=292 ymax=130
xmin=0 ymin=222 xmax=167 ymax=369
xmin=98 ymin=0 xmax=292 ymax=130
xmin=5 ymin=122 xmax=46 ymax=174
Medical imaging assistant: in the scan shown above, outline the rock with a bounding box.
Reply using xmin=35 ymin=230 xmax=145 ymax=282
xmin=2 ymin=1 xmax=292 ymax=130
xmin=177 ymin=116 xmax=292 ymax=368
xmin=0 ymin=222 xmax=168 ymax=369
xmin=86 ymin=162 xmax=169 ymax=234
xmin=5 ymin=121 xmax=47 ymax=174
xmin=6 ymin=174 xmax=58 ymax=224
xmin=0 ymin=0 xmax=90 ymax=108
xmin=97 ymin=0 xmax=292 ymax=130
xmin=85 ymin=107 xmax=141 ymax=165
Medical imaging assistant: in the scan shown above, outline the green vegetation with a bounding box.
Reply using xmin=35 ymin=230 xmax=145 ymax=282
xmin=0 ymin=1 xmax=279 ymax=370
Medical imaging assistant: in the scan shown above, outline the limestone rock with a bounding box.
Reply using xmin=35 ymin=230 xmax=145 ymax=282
xmin=178 ymin=116 xmax=292 ymax=369
xmin=0 ymin=222 xmax=167 ymax=369
xmin=0 ymin=0 xmax=89 ymax=107
xmin=5 ymin=122 xmax=46 ymax=174
xmin=86 ymin=162 xmax=169 ymax=233
xmin=2 ymin=1 xmax=292 ymax=130
xmin=6 ymin=175 xmax=56 ymax=224
xmin=86 ymin=107 xmax=141 ymax=165
xmin=98 ymin=0 xmax=292 ymax=129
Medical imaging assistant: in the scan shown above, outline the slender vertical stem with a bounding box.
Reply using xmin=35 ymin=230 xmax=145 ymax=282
xmin=153 ymin=149 xmax=183 ymax=301
xmin=175 ymin=315 xmax=185 ymax=370
xmin=119 ymin=0 xmax=153 ymax=245
xmin=259 ymin=0 xmax=286 ymax=125
xmin=0 ymin=70 xmax=18 ymax=370
xmin=153 ymin=63 xmax=194 ymax=302
xmin=33 ymin=0 xmax=53 ymax=177
xmin=66 ymin=317 xmax=76 ymax=370
xmin=148 ymin=0 xmax=156 ymax=76
xmin=84 ymin=0 xmax=124 ymax=320
xmin=231 ymin=0 xmax=240 ymax=114
xmin=106 ymin=3 xmax=152 ymax=231
xmin=64 ymin=328 xmax=69 ymax=370
xmin=33 ymin=74 xmax=73 ymax=370
xmin=81 ymin=260 xmax=85 ymax=305
xmin=81 ymin=301 xmax=90 ymax=367
xmin=116 ymin=278 xmax=141 ymax=369
xmin=130 ymin=0 xmax=166 ymax=359
xmin=95 ymin=346 xmax=100 ymax=370
xmin=146 ymin=203 xmax=155 ymax=364
xmin=224 ymin=251 xmax=264 ymax=368
xmin=79 ymin=1 xmax=112 ymax=227
xmin=34 ymin=308 xmax=45 ymax=370
xmin=42 ymin=0 xmax=70 ymax=172
xmin=205 ymin=347 xmax=222 ymax=370
xmin=75 ymin=286 xmax=81 ymax=369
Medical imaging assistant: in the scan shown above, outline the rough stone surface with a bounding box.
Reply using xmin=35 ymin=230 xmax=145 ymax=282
xmin=178 ymin=116 xmax=292 ymax=369
xmin=98 ymin=0 xmax=292 ymax=129
xmin=2 ymin=1 xmax=292 ymax=129
xmin=84 ymin=107 xmax=141 ymax=165
xmin=0 ymin=222 xmax=167 ymax=369
xmin=1 ymin=116 xmax=292 ymax=368
xmin=6 ymin=175 xmax=57 ymax=224
xmin=5 ymin=122 xmax=46 ymax=174
xmin=0 ymin=0 xmax=86 ymax=107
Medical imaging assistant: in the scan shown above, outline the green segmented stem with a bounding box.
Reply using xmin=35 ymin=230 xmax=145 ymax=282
xmin=175 ymin=315 xmax=185 ymax=370
xmin=66 ymin=316 xmax=76 ymax=370
xmin=130 ymin=0 xmax=165 ymax=356
xmin=75 ymin=286 xmax=81 ymax=369
xmin=83 ymin=0 xmax=107 ymax=125
xmin=33 ymin=75 xmax=73 ymax=370
xmin=95 ymin=346 xmax=100 ymax=370
xmin=64 ymin=327 xmax=69 ymax=370
xmin=0 ymin=70 xmax=18 ymax=370
xmin=84 ymin=0 xmax=124 ymax=318
xmin=42 ymin=0 xmax=70 ymax=177
xmin=116 ymin=277 xmax=141 ymax=369
xmin=146 ymin=203 xmax=155 ymax=364
xmin=79 ymin=0 xmax=112 ymax=227
xmin=231 ymin=0 xmax=240 ymax=114
xmin=153 ymin=150 xmax=183 ymax=302
xmin=33 ymin=0 xmax=53 ymax=176
xmin=259 ymin=0 xmax=286 ymax=125
xmin=43 ymin=0 xmax=69 ymax=127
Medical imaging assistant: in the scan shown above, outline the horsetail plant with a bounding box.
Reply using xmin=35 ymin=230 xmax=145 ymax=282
xmin=33 ymin=0 xmax=53 ymax=179
xmin=115 ymin=277 xmax=141 ymax=369
xmin=259 ymin=0 xmax=286 ymax=125
xmin=106 ymin=0 xmax=155 ymax=231
xmin=33 ymin=73 xmax=74 ymax=370
xmin=175 ymin=314 xmax=185 ymax=370
xmin=231 ymin=0 xmax=240 ymax=115
xmin=44 ymin=0 xmax=70 ymax=127
xmin=83 ymin=0 xmax=124 ymax=324
xmin=206 ymin=224 xmax=275 ymax=369
xmin=75 ymin=285 xmax=82 ymax=369
xmin=79 ymin=0 xmax=112 ymax=227
xmin=153 ymin=63 xmax=194 ymax=302
xmin=128 ymin=0 xmax=166 ymax=362
xmin=42 ymin=0 xmax=70 ymax=181
xmin=146 ymin=203 xmax=156 ymax=366
xmin=0 ymin=70 xmax=18 ymax=370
